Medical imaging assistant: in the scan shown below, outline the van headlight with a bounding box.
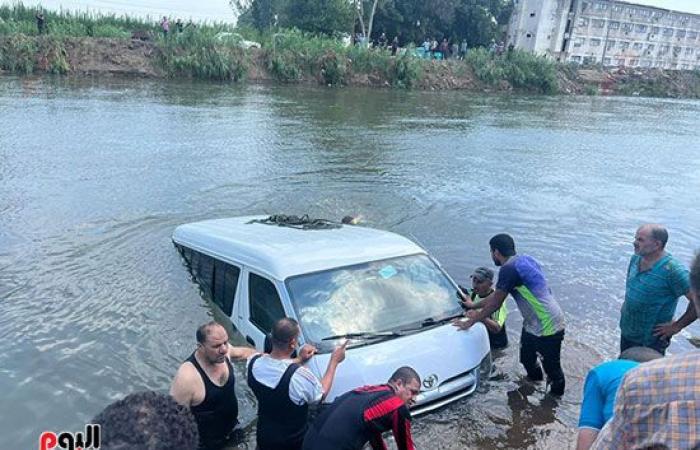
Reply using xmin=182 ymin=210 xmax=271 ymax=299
xmin=478 ymin=352 xmax=492 ymax=382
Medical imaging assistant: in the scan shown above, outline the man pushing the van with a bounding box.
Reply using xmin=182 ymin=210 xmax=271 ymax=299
xmin=454 ymin=234 xmax=566 ymax=395
xmin=303 ymin=366 xmax=419 ymax=450
xmin=247 ymin=318 xmax=347 ymax=450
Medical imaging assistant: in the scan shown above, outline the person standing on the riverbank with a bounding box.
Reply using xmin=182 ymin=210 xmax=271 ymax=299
xmin=35 ymin=11 xmax=45 ymax=35
xmin=591 ymin=252 xmax=700 ymax=449
xmin=160 ymin=16 xmax=170 ymax=38
xmin=458 ymin=266 xmax=508 ymax=350
xmin=247 ymin=318 xmax=346 ymax=450
xmin=454 ymin=234 xmax=566 ymax=395
xmin=459 ymin=39 xmax=468 ymax=59
xmin=170 ymin=321 xmax=256 ymax=449
xmin=575 ymin=346 xmax=662 ymax=450
xmin=619 ymin=224 xmax=696 ymax=355
xmin=391 ymin=36 xmax=399 ymax=56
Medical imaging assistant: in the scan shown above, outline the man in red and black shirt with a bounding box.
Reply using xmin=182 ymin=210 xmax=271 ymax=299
xmin=302 ymin=366 xmax=419 ymax=450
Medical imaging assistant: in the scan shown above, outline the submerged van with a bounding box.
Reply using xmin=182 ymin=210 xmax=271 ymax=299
xmin=172 ymin=215 xmax=491 ymax=414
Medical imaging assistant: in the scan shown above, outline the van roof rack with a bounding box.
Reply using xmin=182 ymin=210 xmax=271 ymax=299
xmin=247 ymin=214 xmax=342 ymax=230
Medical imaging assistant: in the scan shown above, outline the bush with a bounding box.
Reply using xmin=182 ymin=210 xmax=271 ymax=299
xmin=464 ymin=48 xmax=558 ymax=94
xmin=0 ymin=33 xmax=37 ymax=73
xmin=158 ymin=28 xmax=248 ymax=81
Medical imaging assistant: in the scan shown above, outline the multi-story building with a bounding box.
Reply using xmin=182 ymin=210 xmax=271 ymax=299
xmin=507 ymin=0 xmax=700 ymax=70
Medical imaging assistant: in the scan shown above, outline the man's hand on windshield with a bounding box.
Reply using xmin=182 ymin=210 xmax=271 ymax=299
xmin=452 ymin=318 xmax=474 ymax=331
xmin=298 ymin=344 xmax=317 ymax=363
xmin=330 ymin=339 xmax=348 ymax=365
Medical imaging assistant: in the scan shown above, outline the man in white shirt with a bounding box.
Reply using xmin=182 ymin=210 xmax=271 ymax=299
xmin=247 ymin=318 xmax=346 ymax=450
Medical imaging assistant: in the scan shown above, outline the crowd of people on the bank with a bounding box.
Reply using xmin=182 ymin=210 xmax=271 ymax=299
xmin=90 ymin=224 xmax=700 ymax=450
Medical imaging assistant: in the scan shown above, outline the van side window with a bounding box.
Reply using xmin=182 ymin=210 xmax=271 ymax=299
xmin=197 ymin=253 xmax=215 ymax=299
xmin=249 ymin=273 xmax=285 ymax=334
xmin=213 ymin=260 xmax=240 ymax=316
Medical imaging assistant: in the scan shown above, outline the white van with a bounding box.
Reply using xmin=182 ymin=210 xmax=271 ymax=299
xmin=172 ymin=216 xmax=491 ymax=414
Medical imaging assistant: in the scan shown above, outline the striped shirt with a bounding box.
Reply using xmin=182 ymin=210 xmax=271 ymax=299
xmin=591 ymin=351 xmax=700 ymax=449
xmin=620 ymin=253 xmax=690 ymax=346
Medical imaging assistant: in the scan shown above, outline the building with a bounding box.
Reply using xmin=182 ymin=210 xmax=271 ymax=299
xmin=507 ymin=0 xmax=700 ymax=70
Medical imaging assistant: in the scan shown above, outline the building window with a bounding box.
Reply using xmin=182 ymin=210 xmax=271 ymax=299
xmin=676 ymin=29 xmax=686 ymax=38
xmin=629 ymin=59 xmax=639 ymax=66
xmin=686 ymin=47 xmax=694 ymax=55
xmin=635 ymin=24 xmax=648 ymax=33
xmin=622 ymin=23 xmax=633 ymax=32
xmin=593 ymin=19 xmax=605 ymax=28
xmin=633 ymin=42 xmax=643 ymax=50
xmin=641 ymin=60 xmax=652 ymax=67
xmin=613 ymin=5 xmax=623 ymax=12
xmin=651 ymin=27 xmax=660 ymax=35
xmin=583 ymin=56 xmax=597 ymax=64
xmin=616 ymin=58 xmax=626 ymax=66
xmin=663 ymin=28 xmax=674 ymax=36
xmin=603 ymin=57 xmax=612 ymax=65
xmin=591 ymin=38 xmax=602 ymax=47
xmin=673 ymin=46 xmax=681 ymax=56
xmin=578 ymin=18 xmax=589 ymax=27
xmin=646 ymin=44 xmax=655 ymax=54
xmin=594 ymin=2 xmax=608 ymax=10
xmin=620 ymin=41 xmax=630 ymax=50
xmin=606 ymin=40 xmax=616 ymax=50
xmin=659 ymin=45 xmax=670 ymax=54
xmin=574 ymin=38 xmax=585 ymax=47
xmin=688 ymin=31 xmax=698 ymax=40
xmin=581 ymin=2 xmax=589 ymax=12
xmin=609 ymin=21 xmax=620 ymax=30
xmin=571 ymin=55 xmax=582 ymax=62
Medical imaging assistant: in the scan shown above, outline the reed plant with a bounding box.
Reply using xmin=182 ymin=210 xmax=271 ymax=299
xmin=464 ymin=47 xmax=558 ymax=94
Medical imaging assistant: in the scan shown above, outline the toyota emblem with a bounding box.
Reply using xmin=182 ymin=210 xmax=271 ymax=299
xmin=422 ymin=374 xmax=438 ymax=390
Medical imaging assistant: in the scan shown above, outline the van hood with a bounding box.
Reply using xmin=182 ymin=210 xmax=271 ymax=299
xmin=307 ymin=321 xmax=490 ymax=406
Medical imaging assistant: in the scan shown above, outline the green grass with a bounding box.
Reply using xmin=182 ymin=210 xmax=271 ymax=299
xmin=464 ymin=47 xmax=559 ymax=94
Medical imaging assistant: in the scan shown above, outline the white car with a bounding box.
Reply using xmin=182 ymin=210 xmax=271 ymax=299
xmin=172 ymin=215 xmax=490 ymax=414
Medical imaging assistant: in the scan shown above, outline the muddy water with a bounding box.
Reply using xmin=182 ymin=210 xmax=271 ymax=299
xmin=1 ymin=76 xmax=699 ymax=449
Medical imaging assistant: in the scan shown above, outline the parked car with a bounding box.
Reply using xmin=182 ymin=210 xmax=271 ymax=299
xmin=172 ymin=215 xmax=490 ymax=414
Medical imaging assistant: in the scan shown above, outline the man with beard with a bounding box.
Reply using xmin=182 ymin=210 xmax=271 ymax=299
xmin=170 ymin=321 xmax=256 ymax=449
xmin=454 ymin=234 xmax=566 ymax=395
xmin=619 ymin=224 xmax=695 ymax=355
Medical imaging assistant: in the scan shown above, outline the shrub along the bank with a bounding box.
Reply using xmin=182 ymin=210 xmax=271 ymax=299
xmin=465 ymin=47 xmax=558 ymax=94
xmin=158 ymin=28 xmax=248 ymax=81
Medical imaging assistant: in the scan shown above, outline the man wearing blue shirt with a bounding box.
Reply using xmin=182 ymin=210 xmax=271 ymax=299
xmin=620 ymin=224 xmax=696 ymax=354
xmin=575 ymin=347 xmax=662 ymax=450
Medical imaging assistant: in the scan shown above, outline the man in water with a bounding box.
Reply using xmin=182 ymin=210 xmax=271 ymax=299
xmin=303 ymin=366 xmax=419 ymax=450
xmin=247 ymin=318 xmax=346 ymax=450
xmin=459 ymin=266 xmax=508 ymax=349
xmin=576 ymin=347 xmax=662 ymax=450
xmin=170 ymin=321 xmax=256 ymax=449
xmin=591 ymin=252 xmax=700 ymax=449
xmin=455 ymin=234 xmax=566 ymax=395
xmin=619 ymin=223 xmax=695 ymax=354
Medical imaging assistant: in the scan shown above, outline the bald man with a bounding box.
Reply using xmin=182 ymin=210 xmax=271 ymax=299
xmin=619 ymin=224 xmax=696 ymax=355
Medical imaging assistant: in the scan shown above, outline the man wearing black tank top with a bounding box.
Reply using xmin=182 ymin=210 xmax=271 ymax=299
xmin=247 ymin=318 xmax=347 ymax=450
xmin=170 ymin=321 xmax=256 ymax=449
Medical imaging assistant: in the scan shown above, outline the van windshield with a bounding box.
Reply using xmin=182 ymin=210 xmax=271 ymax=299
xmin=286 ymin=254 xmax=462 ymax=346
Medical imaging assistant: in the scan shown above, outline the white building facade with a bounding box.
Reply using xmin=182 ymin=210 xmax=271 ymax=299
xmin=508 ymin=0 xmax=700 ymax=70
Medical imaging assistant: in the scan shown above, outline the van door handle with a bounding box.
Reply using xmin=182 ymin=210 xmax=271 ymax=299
xmin=246 ymin=335 xmax=256 ymax=347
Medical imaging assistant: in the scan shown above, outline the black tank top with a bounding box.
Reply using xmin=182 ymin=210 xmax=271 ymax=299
xmin=186 ymin=352 xmax=239 ymax=449
xmin=247 ymin=354 xmax=309 ymax=450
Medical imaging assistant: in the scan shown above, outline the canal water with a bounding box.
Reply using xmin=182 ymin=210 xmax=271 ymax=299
xmin=1 ymin=76 xmax=699 ymax=449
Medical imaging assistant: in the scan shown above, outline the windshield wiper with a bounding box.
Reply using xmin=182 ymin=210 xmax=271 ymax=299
xmin=321 ymin=331 xmax=403 ymax=341
xmin=401 ymin=312 xmax=465 ymax=332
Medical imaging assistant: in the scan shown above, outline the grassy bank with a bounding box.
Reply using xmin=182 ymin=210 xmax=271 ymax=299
xmin=3 ymin=4 xmax=699 ymax=97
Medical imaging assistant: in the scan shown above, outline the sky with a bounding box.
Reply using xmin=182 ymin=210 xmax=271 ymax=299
xmin=2 ymin=0 xmax=700 ymax=23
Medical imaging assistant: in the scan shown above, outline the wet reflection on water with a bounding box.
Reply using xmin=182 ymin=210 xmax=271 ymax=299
xmin=1 ymin=76 xmax=699 ymax=448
